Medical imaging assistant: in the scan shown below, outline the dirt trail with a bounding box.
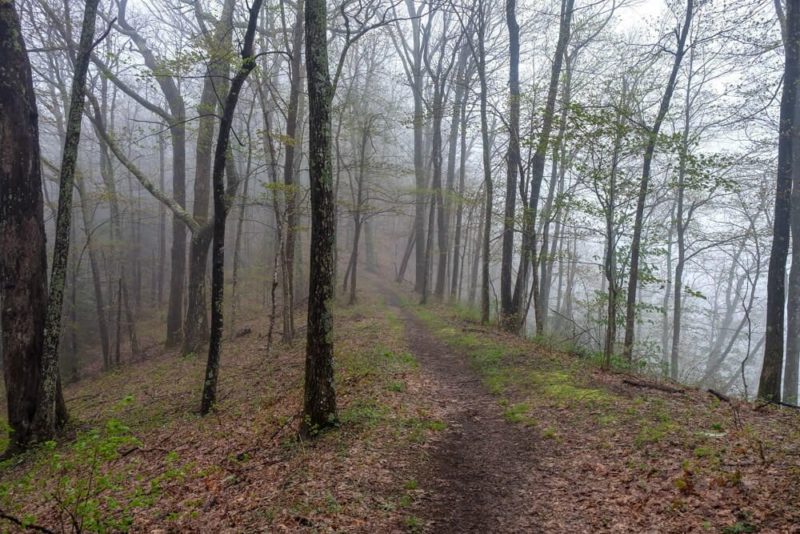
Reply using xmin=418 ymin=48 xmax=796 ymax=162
xmin=383 ymin=289 xmax=543 ymax=533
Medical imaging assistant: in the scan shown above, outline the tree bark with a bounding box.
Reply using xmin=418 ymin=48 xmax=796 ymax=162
xmin=183 ymin=0 xmax=236 ymax=356
xmin=301 ymin=0 xmax=338 ymax=436
xmin=623 ymin=0 xmax=693 ymax=363
xmin=473 ymin=0 xmax=493 ymax=324
xmin=36 ymin=0 xmax=102 ymax=440
xmin=281 ymin=0 xmax=305 ymax=343
xmin=200 ymin=0 xmax=263 ymax=415
xmin=0 ymin=1 xmax=51 ymax=453
xmin=670 ymin=77 xmax=694 ymax=381
xmin=783 ymin=0 xmax=800 ymax=403
xmin=451 ymin=89 xmax=470 ymax=300
xmin=76 ymin=179 xmax=110 ymax=369
xmin=511 ymin=0 xmax=574 ymax=336
xmin=500 ymin=0 xmax=520 ymax=329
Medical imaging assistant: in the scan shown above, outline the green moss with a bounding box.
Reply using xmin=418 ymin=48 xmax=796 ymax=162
xmin=543 ymin=382 xmax=612 ymax=403
xmin=387 ymin=380 xmax=406 ymax=392
xmin=542 ymin=427 xmax=558 ymax=439
xmin=339 ymin=400 xmax=390 ymax=428
xmin=403 ymin=479 xmax=418 ymax=490
xmin=693 ymin=445 xmax=716 ymax=459
xmin=635 ymin=419 xmax=677 ymax=448
xmin=503 ymin=403 xmax=531 ymax=424
xmin=404 ymin=515 xmax=423 ymax=532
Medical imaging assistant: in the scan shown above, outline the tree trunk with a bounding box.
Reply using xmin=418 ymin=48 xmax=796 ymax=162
xmin=421 ymin=176 xmax=437 ymax=304
xmin=782 ymin=0 xmax=800 ymax=403
xmin=36 ymin=0 xmax=102 ymax=440
xmin=511 ymin=0 xmax=574 ymax=335
xmin=280 ymin=0 xmax=304 ymax=343
xmin=602 ymin=104 xmax=624 ymax=368
xmin=476 ymin=2 xmax=493 ymax=324
xmin=200 ymin=0 xmax=262 ymax=415
xmin=397 ymin=223 xmax=416 ymax=283
xmin=165 ymin=132 xmax=187 ymax=348
xmin=500 ymin=0 xmax=521 ymax=329
xmin=158 ymin=133 xmax=167 ymax=306
xmin=365 ymin=220 xmax=377 ymax=273
xmin=230 ymin=172 xmax=250 ymax=337
xmin=451 ymin=82 xmax=470 ymax=300
xmin=539 ymin=59 xmax=572 ymax=333
xmin=183 ymin=229 xmax=213 ymax=355
xmin=409 ymin=5 xmax=427 ymax=293
xmin=623 ymin=0 xmax=693 ymax=362
xmin=670 ymin=81 xmax=693 ymax=381
xmin=0 ymin=2 xmax=51 ymax=452
xmin=661 ymin=202 xmax=676 ymax=374
xmin=444 ymin=45 xmax=469 ymax=298
xmin=469 ymin=193 xmax=484 ymax=307
xmin=184 ymin=0 xmax=236 ymax=355
xmin=301 ymin=0 xmax=338 ymax=436
xmin=76 ymin=179 xmax=111 ymax=369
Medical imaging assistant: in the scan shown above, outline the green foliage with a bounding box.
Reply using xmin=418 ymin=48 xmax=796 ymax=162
xmin=20 ymin=417 xmax=140 ymax=533
xmin=634 ymin=417 xmax=676 ymax=448
xmin=722 ymin=521 xmax=757 ymax=534
xmin=693 ymin=445 xmax=714 ymax=459
xmin=502 ymin=403 xmax=534 ymax=425
xmin=542 ymin=427 xmax=558 ymax=439
xmin=60 ymin=423 xmax=138 ymax=529
xmin=387 ymin=380 xmax=407 ymax=392
xmin=404 ymin=514 xmax=423 ymax=532
xmin=403 ymin=479 xmax=418 ymax=491
xmin=339 ymin=400 xmax=390 ymax=428
xmin=400 ymin=416 xmax=447 ymax=443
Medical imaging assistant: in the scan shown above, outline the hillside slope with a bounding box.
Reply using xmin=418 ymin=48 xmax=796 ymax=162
xmin=1 ymin=278 xmax=799 ymax=533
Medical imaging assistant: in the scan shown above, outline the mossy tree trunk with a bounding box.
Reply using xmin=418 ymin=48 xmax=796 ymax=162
xmin=301 ymin=0 xmax=339 ymax=436
xmin=35 ymin=0 xmax=103 ymax=441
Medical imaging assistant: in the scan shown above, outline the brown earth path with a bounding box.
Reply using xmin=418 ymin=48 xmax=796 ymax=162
xmin=382 ymin=287 xmax=546 ymax=533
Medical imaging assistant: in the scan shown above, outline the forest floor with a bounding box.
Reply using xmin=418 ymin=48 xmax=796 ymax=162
xmin=1 ymin=275 xmax=800 ymax=532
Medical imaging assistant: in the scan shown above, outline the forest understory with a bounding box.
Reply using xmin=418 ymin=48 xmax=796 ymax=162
xmin=1 ymin=276 xmax=799 ymax=533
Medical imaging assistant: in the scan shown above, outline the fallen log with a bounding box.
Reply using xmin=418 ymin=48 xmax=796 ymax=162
xmin=707 ymin=389 xmax=730 ymax=403
xmin=622 ymin=378 xmax=684 ymax=394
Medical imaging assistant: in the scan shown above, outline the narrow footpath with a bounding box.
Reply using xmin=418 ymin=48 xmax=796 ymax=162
xmin=384 ymin=288 xmax=544 ymax=532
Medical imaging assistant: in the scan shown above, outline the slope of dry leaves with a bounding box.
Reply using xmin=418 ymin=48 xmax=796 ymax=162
xmin=404 ymin=291 xmax=800 ymax=534
xmin=0 ymin=289 xmax=441 ymax=532
xmin=3 ymin=277 xmax=800 ymax=533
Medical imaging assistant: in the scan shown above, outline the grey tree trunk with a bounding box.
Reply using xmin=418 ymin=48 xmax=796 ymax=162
xmin=623 ymin=0 xmax=693 ymax=362
xmin=184 ymin=0 xmax=236 ymax=356
xmin=280 ymin=0 xmax=305 ymax=343
xmin=670 ymin=78 xmax=694 ymax=381
xmin=783 ymin=1 xmax=800 ymax=403
xmin=476 ymin=4 xmax=493 ymax=324
xmin=500 ymin=0 xmax=521 ymax=329
xmin=450 ymin=64 xmax=471 ymax=300
xmin=76 ymin=179 xmax=111 ymax=369
xmin=511 ymin=0 xmax=574 ymax=335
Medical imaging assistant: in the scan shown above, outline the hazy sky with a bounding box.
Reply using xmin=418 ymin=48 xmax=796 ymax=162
xmin=615 ymin=0 xmax=668 ymax=30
